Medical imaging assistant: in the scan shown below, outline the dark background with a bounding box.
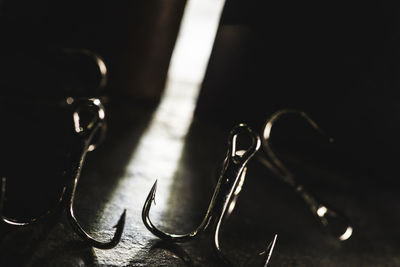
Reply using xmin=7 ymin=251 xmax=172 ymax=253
xmin=197 ymin=1 xmax=400 ymax=182
xmin=0 ymin=0 xmax=186 ymax=99
xmin=0 ymin=0 xmax=186 ymax=225
xmin=1 ymin=1 xmax=400 ymax=266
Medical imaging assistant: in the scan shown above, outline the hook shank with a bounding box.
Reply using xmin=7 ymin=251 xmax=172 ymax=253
xmin=65 ymin=99 xmax=126 ymax=249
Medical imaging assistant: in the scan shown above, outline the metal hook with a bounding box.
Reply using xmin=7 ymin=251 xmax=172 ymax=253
xmin=259 ymin=109 xmax=353 ymax=241
xmin=142 ymin=124 xmax=277 ymax=266
xmin=65 ymin=98 xmax=126 ymax=249
xmin=0 ymin=98 xmax=126 ymax=249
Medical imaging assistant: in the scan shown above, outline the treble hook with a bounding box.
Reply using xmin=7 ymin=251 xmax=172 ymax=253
xmin=0 ymin=98 xmax=126 ymax=249
xmin=259 ymin=109 xmax=353 ymax=241
xmin=143 ymin=124 xmax=277 ymax=266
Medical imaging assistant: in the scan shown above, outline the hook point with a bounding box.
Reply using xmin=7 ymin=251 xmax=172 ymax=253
xmin=114 ymin=209 xmax=127 ymax=228
xmin=262 ymin=234 xmax=278 ymax=267
xmin=150 ymin=180 xmax=158 ymax=205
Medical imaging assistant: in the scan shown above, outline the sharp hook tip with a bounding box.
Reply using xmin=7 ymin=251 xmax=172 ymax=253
xmin=262 ymin=234 xmax=278 ymax=266
xmin=113 ymin=209 xmax=127 ymax=229
xmin=121 ymin=209 xmax=127 ymax=219
xmin=151 ymin=180 xmax=158 ymax=204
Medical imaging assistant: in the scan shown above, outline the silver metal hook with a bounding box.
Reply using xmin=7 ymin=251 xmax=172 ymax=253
xmin=142 ymin=124 xmax=277 ymax=266
xmin=0 ymin=98 xmax=126 ymax=249
xmin=66 ymin=98 xmax=126 ymax=249
xmin=261 ymin=234 xmax=278 ymax=267
xmin=260 ymin=109 xmax=353 ymax=241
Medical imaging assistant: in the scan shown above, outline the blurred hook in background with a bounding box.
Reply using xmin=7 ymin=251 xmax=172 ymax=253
xmin=259 ymin=109 xmax=353 ymax=241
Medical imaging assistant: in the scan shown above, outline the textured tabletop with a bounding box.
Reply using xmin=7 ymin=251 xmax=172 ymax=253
xmin=1 ymin=99 xmax=399 ymax=267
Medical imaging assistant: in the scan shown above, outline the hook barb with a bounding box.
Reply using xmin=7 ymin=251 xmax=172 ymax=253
xmin=67 ymin=207 xmax=126 ymax=249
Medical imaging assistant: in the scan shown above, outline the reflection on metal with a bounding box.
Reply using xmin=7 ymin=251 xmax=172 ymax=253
xmin=143 ymin=124 xmax=277 ymax=266
xmin=0 ymin=98 xmax=126 ymax=249
xmin=73 ymin=112 xmax=82 ymax=133
xmin=262 ymin=234 xmax=278 ymax=267
xmin=339 ymin=226 xmax=353 ymax=241
xmin=96 ymin=57 xmax=108 ymax=82
xmin=317 ymin=206 xmax=328 ymax=217
xmin=259 ymin=109 xmax=353 ymax=241
xmin=66 ymin=97 xmax=75 ymax=105
xmin=227 ymin=165 xmax=246 ymax=215
xmin=66 ymin=98 xmax=126 ymax=249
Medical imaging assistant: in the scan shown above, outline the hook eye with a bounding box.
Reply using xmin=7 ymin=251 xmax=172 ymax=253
xmin=228 ymin=124 xmax=261 ymax=165
xmin=70 ymin=98 xmax=106 ymax=151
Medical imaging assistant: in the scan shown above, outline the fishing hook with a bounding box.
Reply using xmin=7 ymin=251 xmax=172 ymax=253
xmin=65 ymin=97 xmax=126 ymax=249
xmin=0 ymin=98 xmax=126 ymax=249
xmin=143 ymin=124 xmax=277 ymax=266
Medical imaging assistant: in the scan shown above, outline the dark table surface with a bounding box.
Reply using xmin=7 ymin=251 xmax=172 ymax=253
xmin=1 ymin=99 xmax=399 ymax=267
